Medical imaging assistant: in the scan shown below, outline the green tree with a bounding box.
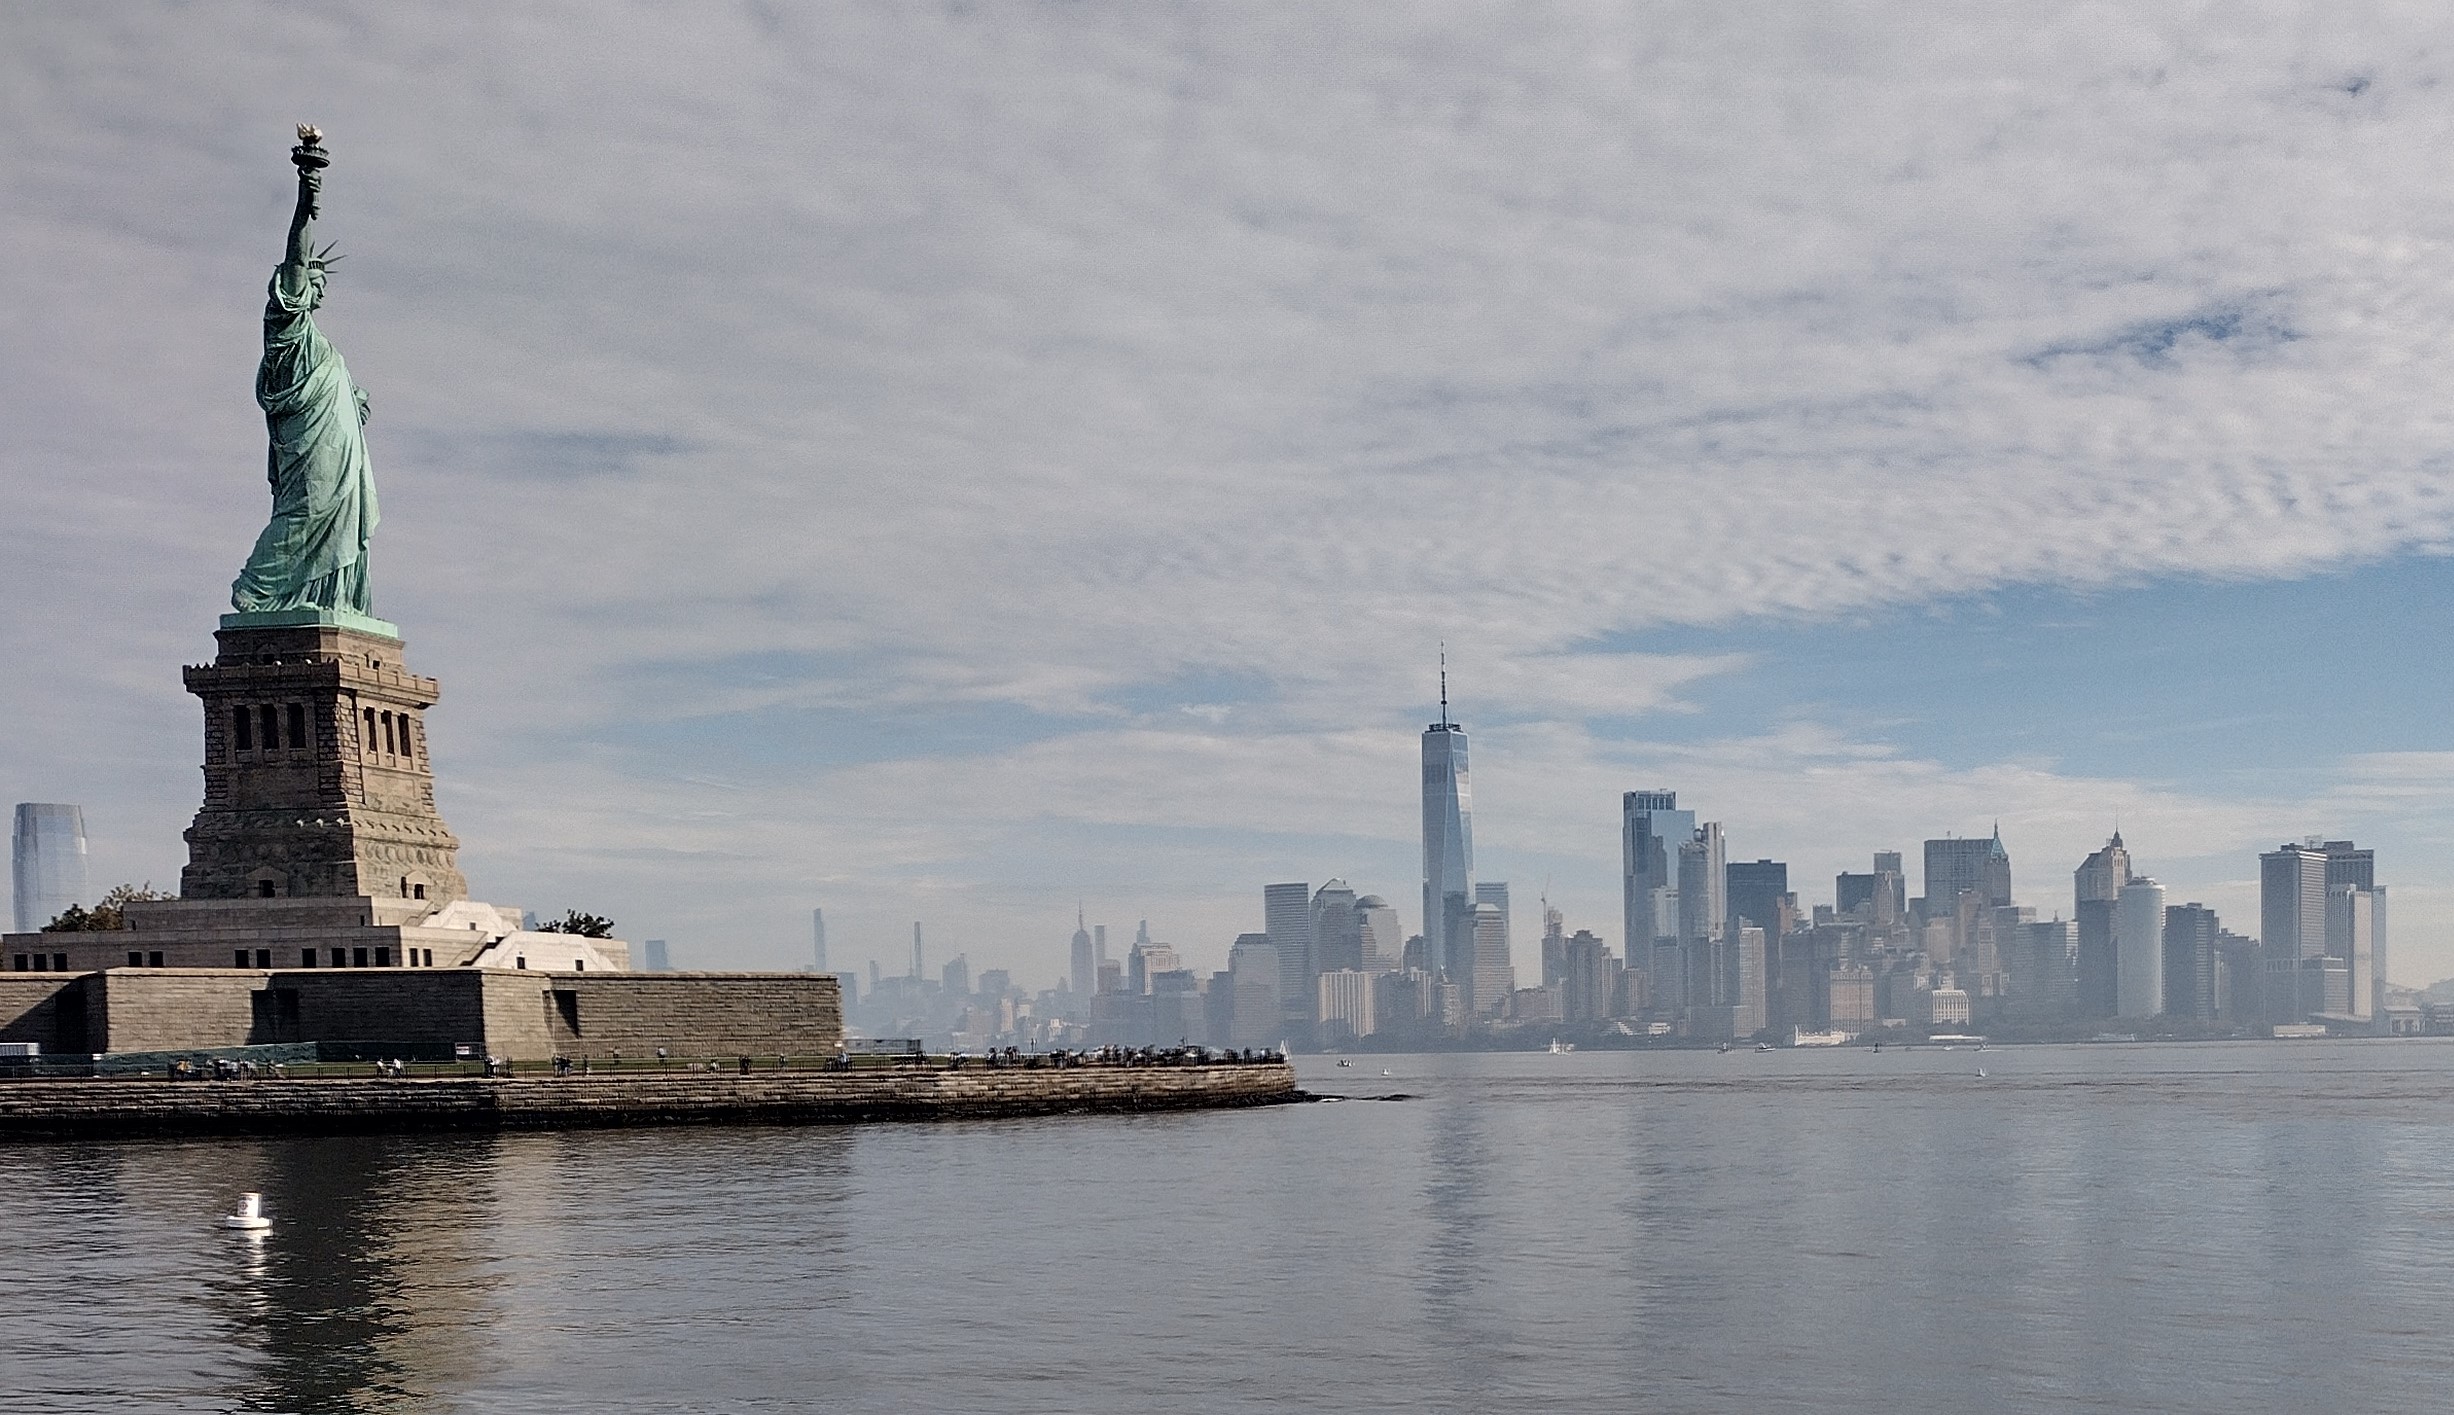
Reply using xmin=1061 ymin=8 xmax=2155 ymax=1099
xmin=536 ymin=910 xmax=615 ymax=939
xmin=41 ymin=883 xmax=171 ymax=932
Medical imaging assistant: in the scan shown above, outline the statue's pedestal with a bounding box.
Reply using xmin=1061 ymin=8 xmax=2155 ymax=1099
xmin=180 ymin=618 xmax=465 ymax=904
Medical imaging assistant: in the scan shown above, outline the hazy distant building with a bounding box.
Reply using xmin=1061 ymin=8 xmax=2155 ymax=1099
xmin=2260 ymin=842 xmax=2329 ymax=1023
xmin=910 ymin=922 xmax=925 ymax=981
xmin=2074 ymin=832 xmax=2132 ymax=1018
xmin=1924 ymin=829 xmax=2013 ymax=920
xmin=1474 ymin=881 xmax=1510 ymax=994
xmin=1071 ymin=909 xmax=1096 ymax=998
xmin=2115 ymin=877 xmax=2166 ymax=1020
xmin=1355 ymin=896 xmax=1402 ymax=971
xmin=2163 ymin=903 xmax=2221 ymax=1021
xmin=1622 ymin=789 xmax=1693 ymax=983
xmin=1128 ymin=939 xmax=1181 ymax=995
xmin=1836 ymin=850 xmax=1907 ymax=926
xmin=641 ymin=938 xmax=671 ymax=971
xmin=1560 ymin=929 xmax=1619 ymax=1023
xmin=1539 ymin=904 xmax=1568 ymax=990
xmin=1227 ymin=934 xmax=1280 ymax=1046
xmin=942 ymin=953 xmax=970 ymax=997
xmin=1677 ymin=824 xmax=1726 ymax=1013
xmin=1468 ymin=901 xmax=1513 ymax=1017
xmin=1317 ymin=969 xmax=1376 ymax=1043
xmin=2014 ymin=918 xmax=2079 ymax=1016
xmin=1312 ymin=879 xmax=1363 ymax=974
xmin=811 ymin=908 xmax=827 ymax=973
xmin=2322 ymin=840 xmax=2386 ymax=1023
xmin=1731 ymin=923 xmax=1766 ymax=1038
xmin=1423 ymin=684 xmax=1475 ymax=985
xmin=11 ymin=803 xmax=88 ymax=934
xmin=1265 ymin=882 xmax=1315 ymax=1024
xmin=2328 ymin=884 xmax=2376 ymax=1022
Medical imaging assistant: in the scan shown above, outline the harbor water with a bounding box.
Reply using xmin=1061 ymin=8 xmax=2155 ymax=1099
xmin=3 ymin=1039 xmax=2450 ymax=1413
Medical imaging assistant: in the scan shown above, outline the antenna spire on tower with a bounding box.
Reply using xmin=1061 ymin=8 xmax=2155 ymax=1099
xmin=1439 ymin=642 xmax=1450 ymax=728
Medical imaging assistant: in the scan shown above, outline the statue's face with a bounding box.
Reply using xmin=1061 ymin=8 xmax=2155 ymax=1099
xmin=304 ymin=268 xmax=328 ymax=310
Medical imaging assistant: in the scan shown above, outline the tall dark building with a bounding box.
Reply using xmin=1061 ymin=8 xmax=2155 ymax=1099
xmin=1727 ymin=859 xmax=1792 ymax=1034
xmin=2163 ymin=902 xmax=2221 ymax=1021
xmin=2073 ymin=832 xmax=2130 ymax=1018
xmin=1923 ymin=828 xmax=2012 ymax=917
xmin=2260 ymin=843 xmax=2328 ymax=1022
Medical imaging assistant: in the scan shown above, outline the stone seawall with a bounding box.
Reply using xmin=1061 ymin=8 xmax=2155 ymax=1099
xmin=0 ymin=1063 xmax=1304 ymax=1139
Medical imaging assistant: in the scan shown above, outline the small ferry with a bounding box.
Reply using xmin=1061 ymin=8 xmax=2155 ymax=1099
xmin=1547 ymin=1038 xmax=1574 ymax=1054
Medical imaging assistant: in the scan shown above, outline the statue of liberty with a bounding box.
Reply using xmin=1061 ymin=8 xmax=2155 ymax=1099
xmin=230 ymin=126 xmax=379 ymax=617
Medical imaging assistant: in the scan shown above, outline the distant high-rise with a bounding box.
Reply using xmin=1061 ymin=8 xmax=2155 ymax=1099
xmin=1422 ymin=668 xmax=1474 ymax=984
xmin=1539 ymin=903 xmax=1568 ymax=990
xmin=1354 ymin=896 xmax=1402 ymax=971
xmin=1265 ymin=882 xmax=1315 ymax=1022
xmin=1227 ymin=933 xmax=1281 ymax=1047
xmin=942 ymin=953 xmax=970 ymax=997
xmin=1622 ymin=790 xmax=1693 ymax=961
xmin=1467 ymin=902 xmax=1513 ymax=1017
xmin=2115 ymin=877 xmax=2166 ymax=1019
xmin=2164 ymin=903 xmax=2221 ymax=1021
xmin=1471 ymin=882 xmax=1511 ymax=1013
xmin=1312 ymin=880 xmax=1363 ymax=973
xmin=2260 ymin=842 xmax=2329 ymax=1023
xmin=1094 ymin=924 xmax=1109 ymax=971
xmin=2074 ymin=832 xmax=2131 ymax=1018
xmin=1071 ymin=908 xmax=1096 ymax=996
xmin=910 ymin=922 xmax=924 ymax=981
xmin=11 ymin=803 xmax=88 ymax=934
xmin=1924 ymin=828 xmax=2012 ymax=917
xmin=642 ymin=938 xmax=671 ymax=971
xmin=811 ymin=908 xmax=828 ymax=973
xmin=1677 ymin=824 xmax=1726 ymax=1010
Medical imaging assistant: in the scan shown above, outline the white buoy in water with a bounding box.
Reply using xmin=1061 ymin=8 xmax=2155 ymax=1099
xmin=222 ymin=1192 xmax=271 ymax=1230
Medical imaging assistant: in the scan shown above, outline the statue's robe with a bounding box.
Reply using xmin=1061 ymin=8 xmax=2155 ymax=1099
xmin=230 ymin=268 xmax=378 ymax=614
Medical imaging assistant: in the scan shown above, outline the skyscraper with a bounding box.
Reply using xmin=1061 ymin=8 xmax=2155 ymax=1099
xmin=11 ymin=803 xmax=88 ymax=934
xmin=1622 ymin=790 xmax=1693 ymax=967
xmin=1924 ymin=828 xmax=2012 ymax=918
xmin=911 ymin=922 xmax=924 ymax=981
xmin=1422 ymin=670 xmax=1474 ymax=984
xmin=1265 ymin=882 xmax=1316 ymax=1023
xmin=1354 ymin=895 xmax=1402 ymax=971
xmin=1471 ymin=882 xmax=1512 ymax=1013
xmin=2074 ymin=832 xmax=2131 ymax=1018
xmin=1071 ymin=907 xmax=1095 ymax=997
xmin=2260 ymin=842 xmax=2328 ymax=1023
xmin=1468 ymin=901 xmax=1513 ymax=1017
xmin=2163 ymin=902 xmax=2220 ymax=1021
xmin=1312 ymin=880 xmax=1363 ymax=973
xmin=641 ymin=939 xmax=671 ymax=971
xmin=2115 ymin=877 xmax=2165 ymax=1019
xmin=1539 ymin=902 xmax=1568 ymax=990
xmin=811 ymin=907 xmax=828 ymax=973
xmin=1677 ymin=823 xmax=1726 ymax=1011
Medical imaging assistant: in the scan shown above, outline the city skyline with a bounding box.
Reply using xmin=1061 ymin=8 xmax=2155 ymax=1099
xmin=11 ymin=10 xmax=2454 ymax=987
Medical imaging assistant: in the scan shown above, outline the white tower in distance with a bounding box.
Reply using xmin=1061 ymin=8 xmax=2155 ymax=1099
xmin=2116 ymin=876 xmax=2167 ymax=1020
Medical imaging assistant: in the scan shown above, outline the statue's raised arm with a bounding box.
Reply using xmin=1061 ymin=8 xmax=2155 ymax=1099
xmin=229 ymin=126 xmax=381 ymax=619
xmin=279 ymin=125 xmax=326 ymax=298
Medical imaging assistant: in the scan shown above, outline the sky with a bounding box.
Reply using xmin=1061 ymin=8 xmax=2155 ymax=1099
xmin=8 ymin=3 xmax=2454 ymax=988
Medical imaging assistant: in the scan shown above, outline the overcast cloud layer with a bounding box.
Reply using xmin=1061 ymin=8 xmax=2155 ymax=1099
xmin=8 ymin=3 xmax=2454 ymax=984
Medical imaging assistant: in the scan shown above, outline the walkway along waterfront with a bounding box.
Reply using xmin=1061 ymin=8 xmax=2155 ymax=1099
xmin=0 ymin=1056 xmax=1303 ymax=1139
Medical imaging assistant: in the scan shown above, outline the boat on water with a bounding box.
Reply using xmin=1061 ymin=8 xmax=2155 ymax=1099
xmin=1788 ymin=1029 xmax=1855 ymax=1048
xmin=1754 ymin=1042 xmax=1774 ymax=1052
xmin=1547 ymin=1038 xmax=1574 ymax=1054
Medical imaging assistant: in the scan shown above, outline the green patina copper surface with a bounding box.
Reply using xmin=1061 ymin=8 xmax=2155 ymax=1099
xmin=230 ymin=128 xmax=380 ymax=619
